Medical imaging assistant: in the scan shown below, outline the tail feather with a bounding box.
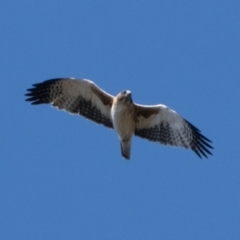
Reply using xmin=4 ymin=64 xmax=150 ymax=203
xmin=120 ymin=140 xmax=131 ymax=160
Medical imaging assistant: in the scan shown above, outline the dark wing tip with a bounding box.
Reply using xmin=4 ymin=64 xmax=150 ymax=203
xmin=184 ymin=119 xmax=213 ymax=159
xmin=24 ymin=78 xmax=69 ymax=104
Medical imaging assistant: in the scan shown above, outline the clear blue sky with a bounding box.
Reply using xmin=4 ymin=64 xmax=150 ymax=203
xmin=1 ymin=1 xmax=240 ymax=239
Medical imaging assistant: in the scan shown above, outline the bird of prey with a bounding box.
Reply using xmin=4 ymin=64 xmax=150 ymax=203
xmin=25 ymin=78 xmax=213 ymax=160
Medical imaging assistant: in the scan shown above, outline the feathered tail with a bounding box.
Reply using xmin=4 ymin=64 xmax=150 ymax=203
xmin=120 ymin=139 xmax=131 ymax=160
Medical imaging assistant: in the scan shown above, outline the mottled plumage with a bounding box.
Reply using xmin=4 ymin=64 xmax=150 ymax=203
xmin=25 ymin=78 xmax=213 ymax=160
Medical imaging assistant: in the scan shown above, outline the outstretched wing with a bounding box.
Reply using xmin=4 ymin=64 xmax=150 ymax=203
xmin=25 ymin=78 xmax=114 ymax=128
xmin=134 ymin=104 xmax=213 ymax=158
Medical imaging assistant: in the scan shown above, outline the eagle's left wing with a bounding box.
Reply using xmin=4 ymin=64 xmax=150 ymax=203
xmin=134 ymin=103 xmax=213 ymax=158
xmin=25 ymin=78 xmax=114 ymax=128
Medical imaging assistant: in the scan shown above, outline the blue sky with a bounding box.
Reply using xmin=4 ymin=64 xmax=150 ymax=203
xmin=1 ymin=1 xmax=240 ymax=239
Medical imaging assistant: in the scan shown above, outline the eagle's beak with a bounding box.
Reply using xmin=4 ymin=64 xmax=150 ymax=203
xmin=126 ymin=91 xmax=133 ymax=103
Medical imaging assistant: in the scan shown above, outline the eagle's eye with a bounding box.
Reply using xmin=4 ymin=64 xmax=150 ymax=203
xmin=122 ymin=90 xmax=127 ymax=95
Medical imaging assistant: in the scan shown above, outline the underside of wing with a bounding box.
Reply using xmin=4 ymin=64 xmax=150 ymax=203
xmin=134 ymin=103 xmax=213 ymax=158
xmin=25 ymin=78 xmax=114 ymax=128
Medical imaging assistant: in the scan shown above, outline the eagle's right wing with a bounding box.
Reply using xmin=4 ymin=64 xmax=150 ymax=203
xmin=25 ymin=78 xmax=114 ymax=128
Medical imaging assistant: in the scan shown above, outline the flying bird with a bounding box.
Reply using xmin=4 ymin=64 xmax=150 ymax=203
xmin=25 ymin=78 xmax=213 ymax=160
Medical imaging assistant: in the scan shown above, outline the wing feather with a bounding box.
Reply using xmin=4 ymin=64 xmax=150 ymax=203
xmin=25 ymin=78 xmax=114 ymax=128
xmin=134 ymin=104 xmax=213 ymax=158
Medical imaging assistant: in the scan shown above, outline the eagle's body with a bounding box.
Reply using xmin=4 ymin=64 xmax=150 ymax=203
xmin=111 ymin=91 xmax=135 ymax=159
xmin=25 ymin=78 xmax=213 ymax=160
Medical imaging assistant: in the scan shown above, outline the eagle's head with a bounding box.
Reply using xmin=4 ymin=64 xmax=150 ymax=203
xmin=116 ymin=90 xmax=133 ymax=104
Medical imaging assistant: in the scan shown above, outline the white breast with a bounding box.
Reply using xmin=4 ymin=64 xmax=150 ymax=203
xmin=111 ymin=103 xmax=135 ymax=140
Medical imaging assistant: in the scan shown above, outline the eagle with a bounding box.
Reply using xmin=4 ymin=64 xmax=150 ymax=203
xmin=25 ymin=78 xmax=213 ymax=160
